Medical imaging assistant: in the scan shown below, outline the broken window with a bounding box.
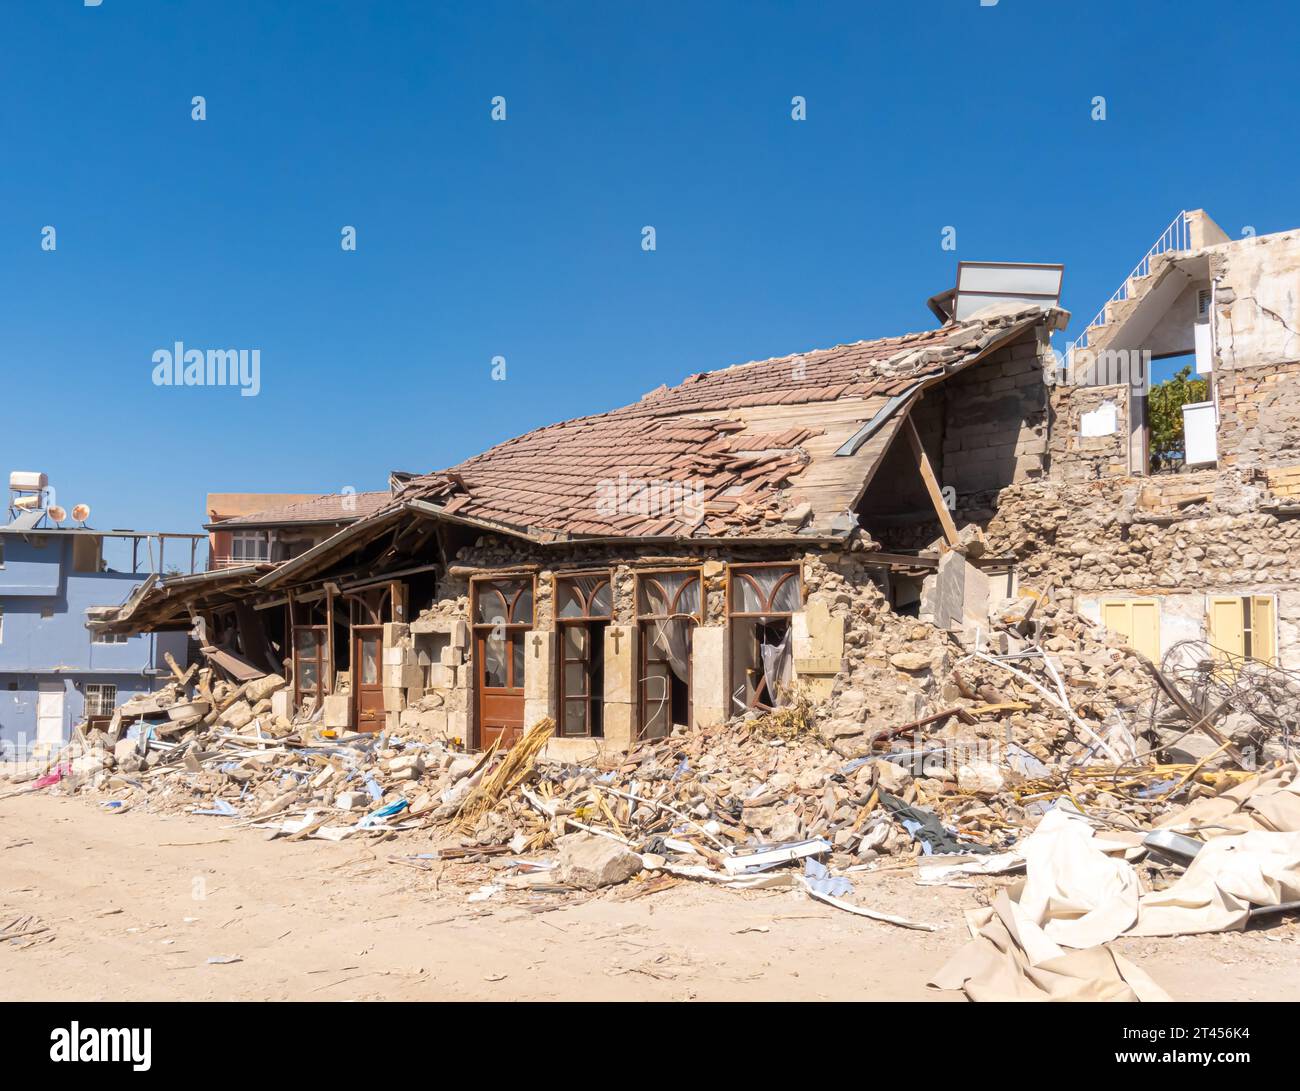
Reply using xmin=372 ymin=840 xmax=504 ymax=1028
xmin=556 ymin=573 xmax=612 ymax=738
xmin=293 ymin=626 xmax=327 ymax=710
xmin=728 ymin=564 xmax=801 ymax=712
xmin=636 ymin=570 xmax=700 ymax=739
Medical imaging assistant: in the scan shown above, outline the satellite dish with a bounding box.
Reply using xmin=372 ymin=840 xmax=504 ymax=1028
xmin=72 ymin=503 xmax=91 ymax=525
xmin=47 ymin=505 xmax=67 ymax=523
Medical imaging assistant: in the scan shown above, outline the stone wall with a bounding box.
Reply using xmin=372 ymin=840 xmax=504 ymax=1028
xmin=939 ymin=330 xmax=1050 ymax=494
xmin=1048 ymin=382 xmax=1131 ymax=483
xmin=1213 ymin=228 xmax=1300 ymax=375
xmin=395 ymin=533 xmax=871 ymax=754
xmin=1216 ymin=360 xmax=1300 ymax=470
xmin=980 ymin=474 xmax=1300 ymax=667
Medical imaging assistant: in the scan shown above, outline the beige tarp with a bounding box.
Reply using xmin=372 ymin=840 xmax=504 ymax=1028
xmin=928 ymin=887 xmax=1169 ymax=1002
xmin=1154 ymin=761 xmax=1300 ymax=837
xmin=931 ymin=763 xmax=1300 ymax=1000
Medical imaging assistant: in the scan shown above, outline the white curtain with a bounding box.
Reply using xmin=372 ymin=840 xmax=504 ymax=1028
xmin=484 ymin=631 xmax=506 ymax=686
xmin=652 ymin=619 xmax=691 ymax=682
xmin=759 ymin=626 xmax=793 ymax=707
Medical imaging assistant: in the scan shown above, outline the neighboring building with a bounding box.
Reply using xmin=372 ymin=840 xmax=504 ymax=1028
xmin=92 ymin=212 xmax=1300 ymax=757
xmin=205 ymin=490 xmax=389 ymax=569
xmin=982 ymin=210 xmax=1300 ymax=669
xmin=0 ymin=473 xmax=204 ymax=756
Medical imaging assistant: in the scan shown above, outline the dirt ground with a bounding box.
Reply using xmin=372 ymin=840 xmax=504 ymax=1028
xmin=2 ymin=792 xmax=1298 ymax=1002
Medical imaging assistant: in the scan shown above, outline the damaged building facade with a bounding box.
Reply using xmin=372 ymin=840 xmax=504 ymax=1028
xmin=90 ymin=210 xmax=1300 ymax=756
xmin=973 ymin=211 xmax=1300 ymax=674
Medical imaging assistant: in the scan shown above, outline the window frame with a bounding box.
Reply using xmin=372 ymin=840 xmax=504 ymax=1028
xmin=230 ymin=530 xmax=271 ymax=563
xmin=553 ymin=571 xmax=613 ymax=738
xmin=84 ymin=683 xmax=117 ymax=718
xmin=635 ymin=567 xmax=702 ymax=739
xmin=726 ymin=562 xmax=804 ymax=619
xmin=470 ymin=573 xmax=537 ymax=692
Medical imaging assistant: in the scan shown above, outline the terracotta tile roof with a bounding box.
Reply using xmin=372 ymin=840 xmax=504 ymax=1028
xmin=389 ymin=307 xmax=1052 ymax=541
xmin=209 ymin=491 xmax=390 ymax=529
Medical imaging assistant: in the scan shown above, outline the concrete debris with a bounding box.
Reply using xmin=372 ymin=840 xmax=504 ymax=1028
xmin=555 ymin=833 xmax=644 ymax=889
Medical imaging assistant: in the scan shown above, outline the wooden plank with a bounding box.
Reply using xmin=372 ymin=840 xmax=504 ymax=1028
xmin=903 ymin=416 xmax=959 ymax=547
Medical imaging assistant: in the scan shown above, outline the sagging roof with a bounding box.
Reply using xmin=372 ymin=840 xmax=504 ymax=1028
xmin=95 ymin=304 xmax=1067 ymax=622
xmin=86 ymin=563 xmax=275 ymax=633
xmin=206 ymin=491 xmax=389 ymax=530
xmin=378 ymin=304 xmax=1063 ymax=541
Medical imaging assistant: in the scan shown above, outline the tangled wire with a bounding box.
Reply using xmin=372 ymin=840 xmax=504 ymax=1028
xmin=1147 ymin=639 xmax=1300 ymax=753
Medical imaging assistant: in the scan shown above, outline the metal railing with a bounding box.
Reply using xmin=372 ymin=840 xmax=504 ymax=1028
xmin=1064 ymin=211 xmax=1191 ymax=362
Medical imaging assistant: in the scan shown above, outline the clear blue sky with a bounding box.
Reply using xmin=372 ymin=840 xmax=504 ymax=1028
xmin=3 ymin=0 xmax=1297 ymax=536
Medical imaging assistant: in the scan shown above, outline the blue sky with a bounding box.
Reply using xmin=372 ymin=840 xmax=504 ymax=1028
xmin=3 ymin=0 xmax=1297 ymax=537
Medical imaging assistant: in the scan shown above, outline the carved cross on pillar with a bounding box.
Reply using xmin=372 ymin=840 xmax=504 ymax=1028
xmin=611 ymin=628 xmax=622 ymax=654
xmin=532 ymin=633 xmax=543 ymax=658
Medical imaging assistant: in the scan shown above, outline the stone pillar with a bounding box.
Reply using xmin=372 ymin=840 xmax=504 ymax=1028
xmin=690 ymin=625 xmax=727 ymax=728
xmin=603 ymin=624 xmax=637 ymax=750
xmin=792 ymin=597 xmax=844 ymax=701
xmin=523 ymin=629 xmax=554 ymax=731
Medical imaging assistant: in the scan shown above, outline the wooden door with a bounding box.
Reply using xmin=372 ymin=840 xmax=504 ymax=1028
xmin=477 ymin=629 xmax=525 ymax=748
xmin=293 ymin=626 xmax=327 ymax=711
xmin=472 ymin=578 xmax=534 ymax=750
xmin=353 ymin=626 xmax=385 ymax=733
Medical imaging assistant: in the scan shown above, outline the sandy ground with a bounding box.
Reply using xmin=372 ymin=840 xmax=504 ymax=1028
xmin=2 ymin=792 xmax=1298 ymax=1002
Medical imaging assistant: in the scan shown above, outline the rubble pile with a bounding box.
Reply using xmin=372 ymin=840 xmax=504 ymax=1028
xmin=3 ymin=582 xmax=1289 ymax=948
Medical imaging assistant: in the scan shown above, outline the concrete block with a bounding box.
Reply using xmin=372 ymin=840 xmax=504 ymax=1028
xmin=322 ymin=693 xmax=352 ymax=729
xmin=792 ymin=599 xmax=844 ymax=662
xmin=383 ymin=686 xmax=405 ymax=712
xmin=425 ymin=663 xmax=455 ymax=689
xmin=439 ymin=644 xmax=464 ymax=666
xmin=447 ymin=709 xmax=468 ymax=745
xmin=603 ymin=625 xmax=636 ymax=706
xmin=383 ymin=622 xmax=410 ymax=646
xmin=523 ymin=630 xmax=554 ymax=704
xmin=690 ymin=625 xmax=727 ymax=729
xmin=602 ymin=701 xmax=636 ymax=751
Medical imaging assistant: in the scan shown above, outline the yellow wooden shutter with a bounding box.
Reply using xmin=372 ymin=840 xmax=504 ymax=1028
xmin=1129 ymin=600 xmax=1160 ymax=661
xmin=1207 ymin=597 xmax=1245 ymax=658
xmin=1100 ymin=599 xmax=1161 ymax=661
xmin=1101 ymin=601 xmax=1130 ymax=638
xmin=1251 ymin=596 xmax=1277 ymax=665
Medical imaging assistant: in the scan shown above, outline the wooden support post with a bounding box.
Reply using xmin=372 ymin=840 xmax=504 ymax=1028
xmin=325 ymin=585 xmax=335 ymax=695
xmin=904 ymin=416 xmax=959 ymax=548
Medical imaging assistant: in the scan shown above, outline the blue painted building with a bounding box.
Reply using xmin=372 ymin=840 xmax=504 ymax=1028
xmin=0 ymin=506 xmax=202 ymax=758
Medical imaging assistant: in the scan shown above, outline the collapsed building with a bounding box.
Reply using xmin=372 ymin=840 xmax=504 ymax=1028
xmin=88 ymin=210 xmax=1300 ymax=763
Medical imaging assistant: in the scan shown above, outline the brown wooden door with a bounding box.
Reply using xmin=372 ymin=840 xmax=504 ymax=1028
xmin=477 ymin=629 xmax=525 ymax=748
xmin=353 ymin=626 xmax=385 ymax=733
xmin=472 ymin=578 xmax=534 ymax=750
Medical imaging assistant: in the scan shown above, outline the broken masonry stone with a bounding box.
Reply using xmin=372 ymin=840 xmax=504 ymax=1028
xmin=555 ymin=833 xmax=644 ymax=889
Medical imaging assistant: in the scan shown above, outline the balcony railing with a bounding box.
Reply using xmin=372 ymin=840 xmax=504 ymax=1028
xmin=1064 ymin=210 xmax=1191 ymax=362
